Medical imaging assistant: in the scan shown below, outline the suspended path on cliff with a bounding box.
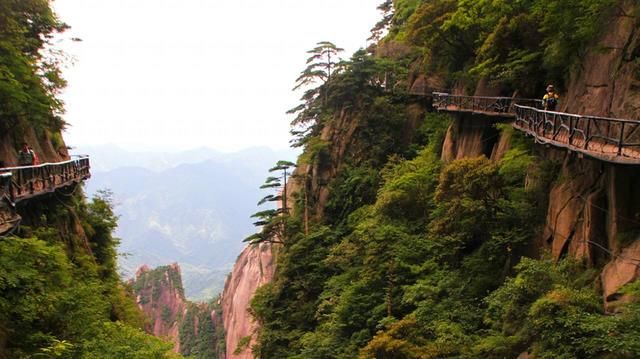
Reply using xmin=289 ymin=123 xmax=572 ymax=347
xmin=429 ymin=92 xmax=640 ymax=165
xmin=0 ymin=156 xmax=91 ymax=234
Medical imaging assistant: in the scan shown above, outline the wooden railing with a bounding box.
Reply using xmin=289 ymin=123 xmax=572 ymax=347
xmin=514 ymin=106 xmax=640 ymax=164
xmin=1 ymin=156 xmax=91 ymax=204
xmin=432 ymin=92 xmax=542 ymax=115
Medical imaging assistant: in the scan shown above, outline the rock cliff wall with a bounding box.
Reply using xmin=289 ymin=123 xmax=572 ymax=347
xmin=221 ymin=243 xmax=275 ymax=359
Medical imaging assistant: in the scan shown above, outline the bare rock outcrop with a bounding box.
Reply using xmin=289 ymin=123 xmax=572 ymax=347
xmin=221 ymin=243 xmax=275 ymax=359
xmin=441 ymin=113 xmax=500 ymax=162
xmin=542 ymin=155 xmax=607 ymax=262
xmin=602 ymin=240 xmax=640 ymax=305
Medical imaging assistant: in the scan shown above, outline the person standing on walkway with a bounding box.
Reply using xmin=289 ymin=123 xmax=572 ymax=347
xmin=542 ymin=85 xmax=559 ymax=111
xmin=17 ymin=142 xmax=37 ymax=166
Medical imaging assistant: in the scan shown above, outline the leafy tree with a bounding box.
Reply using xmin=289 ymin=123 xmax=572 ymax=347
xmin=81 ymin=190 xmax=120 ymax=280
xmin=0 ymin=0 xmax=72 ymax=133
xmin=81 ymin=321 xmax=181 ymax=359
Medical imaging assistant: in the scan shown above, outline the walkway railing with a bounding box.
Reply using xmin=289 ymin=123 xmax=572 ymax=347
xmin=430 ymin=92 xmax=640 ymax=164
xmin=514 ymin=106 xmax=640 ymax=164
xmin=432 ymin=92 xmax=541 ymax=115
xmin=0 ymin=173 xmax=12 ymax=204
xmin=1 ymin=156 xmax=91 ymax=204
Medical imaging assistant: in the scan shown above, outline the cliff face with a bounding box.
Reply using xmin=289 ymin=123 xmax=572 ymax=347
xmin=132 ymin=263 xmax=225 ymax=358
xmin=221 ymin=243 xmax=275 ymax=359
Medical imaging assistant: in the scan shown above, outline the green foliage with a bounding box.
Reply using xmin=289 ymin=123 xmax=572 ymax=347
xmin=0 ymin=0 xmax=70 ymax=133
xmin=81 ymin=190 xmax=120 ymax=280
xmin=297 ymin=137 xmax=329 ymax=167
xmin=325 ymin=165 xmax=380 ymax=225
xmin=0 ymin=192 xmax=179 ymax=357
xmin=161 ymin=306 xmax=173 ymax=324
xmin=252 ymin=115 xmax=631 ymax=358
xmin=406 ymin=112 xmax=451 ymax=157
xmin=389 ymin=0 xmax=619 ymax=93
xmin=289 ymin=48 xmax=410 ymax=148
xmin=474 ymin=258 xmax=640 ymax=358
xmin=233 ymin=335 xmax=251 ymax=355
xmin=0 ymin=233 xmax=177 ymax=357
xmin=178 ymin=302 xmax=223 ymax=358
xmin=81 ymin=321 xmax=180 ymax=359
xmin=294 ymin=41 xmax=344 ymax=91
xmin=133 ymin=264 xmax=186 ymax=304
xmin=252 ymin=121 xmax=449 ymax=357
xmin=0 ymin=237 xmax=73 ymax=354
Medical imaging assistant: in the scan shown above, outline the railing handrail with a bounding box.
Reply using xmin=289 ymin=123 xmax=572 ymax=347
xmin=2 ymin=155 xmax=90 ymax=172
xmin=434 ymin=93 xmax=640 ymax=124
xmin=514 ymin=105 xmax=640 ymax=125
xmin=432 ymin=92 xmax=541 ymax=103
xmin=1 ymin=156 xmax=91 ymax=204
xmin=433 ymin=93 xmax=640 ymax=164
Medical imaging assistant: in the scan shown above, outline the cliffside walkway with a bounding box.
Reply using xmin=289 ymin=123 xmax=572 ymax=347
xmin=432 ymin=92 xmax=640 ymax=165
xmin=0 ymin=156 xmax=91 ymax=235
xmin=0 ymin=156 xmax=91 ymax=205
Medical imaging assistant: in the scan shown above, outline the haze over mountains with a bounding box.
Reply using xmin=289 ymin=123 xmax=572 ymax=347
xmin=78 ymin=144 xmax=297 ymax=300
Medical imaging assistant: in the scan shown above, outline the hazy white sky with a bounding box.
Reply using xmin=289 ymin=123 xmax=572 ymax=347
xmin=53 ymin=0 xmax=382 ymax=152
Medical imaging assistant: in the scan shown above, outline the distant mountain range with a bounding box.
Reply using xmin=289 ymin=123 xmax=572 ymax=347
xmin=78 ymin=144 xmax=298 ymax=300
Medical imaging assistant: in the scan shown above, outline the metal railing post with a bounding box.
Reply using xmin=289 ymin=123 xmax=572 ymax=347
xmin=619 ymin=122 xmax=625 ymax=156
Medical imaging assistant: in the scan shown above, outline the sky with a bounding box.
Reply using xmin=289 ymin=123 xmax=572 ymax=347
xmin=53 ymin=0 xmax=383 ymax=152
